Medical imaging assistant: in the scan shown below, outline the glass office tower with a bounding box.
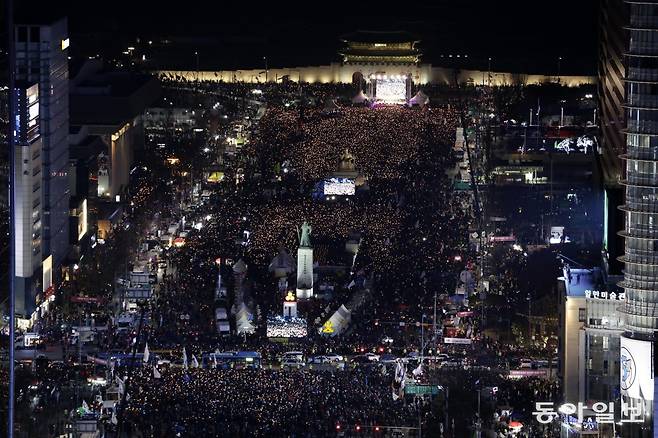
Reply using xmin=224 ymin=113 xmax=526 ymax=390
xmin=619 ymin=1 xmax=658 ymax=435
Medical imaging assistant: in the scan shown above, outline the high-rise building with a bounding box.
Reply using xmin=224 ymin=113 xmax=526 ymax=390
xmin=13 ymin=82 xmax=43 ymax=316
xmin=14 ymin=17 xmax=70 ymax=310
xmin=619 ymin=1 xmax=658 ymax=433
xmin=559 ymin=266 xmax=624 ymax=403
xmin=599 ymin=0 xmax=628 ymax=275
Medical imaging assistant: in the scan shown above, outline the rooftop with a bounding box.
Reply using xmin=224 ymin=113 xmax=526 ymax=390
xmin=340 ymin=30 xmax=421 ymax=44
xmin=561 ymin=267 xmax=600 ymax=297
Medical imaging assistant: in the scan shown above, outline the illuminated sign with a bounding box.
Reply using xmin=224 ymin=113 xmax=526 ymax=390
xmin=78 ymin=199 xmax=88 ymax=241
xmin=620 ymin=336 xmax=654 ymax=401
xmin=207 ymin=171 xmax=224 ymax=183
xmin=443 ymin=337 xmax=472 ymax=345
xmin=61 ymin=38 xmax=70 ymax=51
xmin=489 ymin=235 xmax=516 ymax=243
xmin=603 ymin=190 xmax=609 ymax=251
xmin=405 ymin=385 xmax=439 ymax=395
xmin=321 ymin=320 xmax=335 ymax=334
xmin=42 ymin=255 xmax=53 ymax=293
xmin=549 ymin=226 xmax=565 ymax=244
xmin=584 ymin=290 xmax=625 ymax=300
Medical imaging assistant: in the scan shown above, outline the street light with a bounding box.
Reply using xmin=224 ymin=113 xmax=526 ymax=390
xmin=194 ymin=51 xmax=199 ymax=82
xmin=263 ymin=56 xmax=268 ymax=83
xmin=488 ymin=57 xmax=492 ymax=87
xmin=557 ymin=56 xmax=562 ymax=83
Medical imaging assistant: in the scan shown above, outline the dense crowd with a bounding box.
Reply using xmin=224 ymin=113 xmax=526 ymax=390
xmin=254 ymin=106 xmax=459 ymax=181
xmin=105 ymin=92 xmax=477 ymax=435
xmin=124 ymin=366 xmax=434 ymax=436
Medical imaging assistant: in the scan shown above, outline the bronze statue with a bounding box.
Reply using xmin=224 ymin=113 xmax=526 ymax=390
xmin=338 ymin=148 xmax=356 ymax=172
xmin=298 ymin=221 xmax=312 ymax=247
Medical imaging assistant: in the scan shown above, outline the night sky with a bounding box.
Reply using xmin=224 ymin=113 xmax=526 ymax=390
xmin=21 ymin=0 xmax=600 ymax=74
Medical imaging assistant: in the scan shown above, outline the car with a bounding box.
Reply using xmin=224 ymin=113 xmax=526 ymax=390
xmin=282 ymin=351 xmax=305 ymax=361
xmin=281 ymin=358 xmax=305 ymax=369
xmin=308 ymin=356 xmax=331 ymax=364
xmin=379 ymin=354 xmax=398 ymax=364
xmin=324 ymin=353 xmax=344 ymax=362
xmin=535 ymin=359 xmax=550 ymax=368
xmin=364 ymin=353 xmax=380 ymax=362
xmin=519 ymin=358 xmax=534 ymax=369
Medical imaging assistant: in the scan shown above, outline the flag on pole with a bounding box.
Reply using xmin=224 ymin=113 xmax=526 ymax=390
xmin=153 ymin=365 xmax=161 ymax=379
xmin=393 ymin=359 xmax=406 ymax=399
xmin=182 ymin=347 xmax=188 ymax=369
xmin=213 ymin=354 xmax=218 ymax=369
xmin=143 ymin=342 xmax=150 ymax=363
xmin=111 ymin=409 xmax=118 ymax=425
xmin=192 ymin=355 xmax=199 ymax=368
xmin=412 ymin=363 xmax=423 ymax=377
xmin=394 ymin=359 xmax=406 ymax=383
xmin=115 ymin=376 xmax=125 ymax=395
xmin=82 ymin=400 xmax=90 ymax=413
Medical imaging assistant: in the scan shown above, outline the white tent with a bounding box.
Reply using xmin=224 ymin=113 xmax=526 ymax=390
xmin=268 ymin=248 xmax=295 ymax=277
xmin=319 ymin=304 xmax=352 ymax=337
xmin=352 ymin=91 xmax=369 ymax=105
xmin=232 ymin=259 xmax=248 ymax=275
xmin=235 ymin=302 xmax=255 ymax=334
xmin=409 ymin=90 xmax=429 ymax=107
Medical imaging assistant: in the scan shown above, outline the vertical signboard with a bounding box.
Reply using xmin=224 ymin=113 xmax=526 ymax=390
xmin=620 ymin=336 xmax=654 ymax=401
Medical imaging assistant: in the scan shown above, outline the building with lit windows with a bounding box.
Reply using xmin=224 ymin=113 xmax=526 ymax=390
xmin=559 ymin=266 xmax=623 ymax=404
xmin=12 ymin=82 xmax=44 ymax=316
xmin=14 ymin=17 xmax=70 ymax=306
xmin=599 ymin=0 xmax=628 ymax=276
xmin=618 ymin=1 xmax=658 ymax=435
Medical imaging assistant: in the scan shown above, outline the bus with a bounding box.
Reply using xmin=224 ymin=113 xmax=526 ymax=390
xmin=202 ymin=351 xmax=262 ymax=369
xmin=97 ymin=352 xmax=158 ymax=368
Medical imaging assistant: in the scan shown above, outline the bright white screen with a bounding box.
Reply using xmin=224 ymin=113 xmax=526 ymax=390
xmin=376 ymin=78 xmax=406 ymax=103
xmin=324 ymin=178 xmax=355 ymax=195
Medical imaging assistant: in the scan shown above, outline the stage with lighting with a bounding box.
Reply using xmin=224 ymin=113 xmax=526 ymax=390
xmin=368 ymin=74 xmax=412 ymax=104
xmin=267 ymin=290 xmax=308 ymax=338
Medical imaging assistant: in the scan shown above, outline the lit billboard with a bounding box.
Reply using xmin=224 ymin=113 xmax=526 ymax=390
xmin=78 ymin=199 xmax=88 ymax=241
xmin=621 ymin=336 xmax=654 ymax=401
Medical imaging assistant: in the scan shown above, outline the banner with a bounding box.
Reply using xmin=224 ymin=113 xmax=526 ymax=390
xmin=620 ymin=336 xmax=654 ymax=401
xmin=70 ymin=296 xmax=104 ymax=305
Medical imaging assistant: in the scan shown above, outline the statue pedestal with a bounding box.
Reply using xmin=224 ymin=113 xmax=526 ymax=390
xmin=296 ymin=246 xmax=314 ymax=300
xmin=283 ymin=300 xmax=298 ymax=318
xmin=296 ymin=287 xmax=313 ymax=300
